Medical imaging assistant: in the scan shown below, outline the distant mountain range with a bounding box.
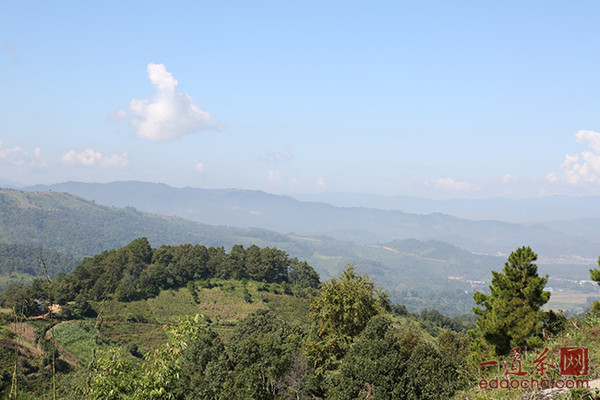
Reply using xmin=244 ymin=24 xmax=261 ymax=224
xmin=295 ymin=192 xmax=600 ymax=223
xmin=26 ymin=181 xmax=600 ymax=259
xmin=0 ymin=187 xmax=509 ymax=314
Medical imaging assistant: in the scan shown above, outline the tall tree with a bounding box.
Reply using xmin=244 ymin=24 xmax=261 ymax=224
xmin=306 ymin=265 xmax=389 ymax=376
xmin=473 ymin=246 xmax=550 ymax=355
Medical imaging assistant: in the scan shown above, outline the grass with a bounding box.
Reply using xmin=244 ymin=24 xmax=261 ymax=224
xmin=49 ymin=279 xmax=312 ymax=364
xmin=51 ymin=320 xmax=96 ymax=365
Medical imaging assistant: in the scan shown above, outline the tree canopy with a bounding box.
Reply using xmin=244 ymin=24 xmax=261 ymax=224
xmin=473 ymin=246 xmax=550 ymax=355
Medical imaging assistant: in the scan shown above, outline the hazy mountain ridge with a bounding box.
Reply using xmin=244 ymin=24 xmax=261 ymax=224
xmin=26 ymin=181 xmax=600 ymax=259
xmin=296 ymin=192 xmax=600 ymax=223
xmin=0 ymin=188 xmax=507 ymax=314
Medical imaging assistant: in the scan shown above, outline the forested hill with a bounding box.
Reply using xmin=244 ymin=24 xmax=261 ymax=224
xmin=0 ymin=243 xmax=79 ymax=291
xmin=1 ymin=238 xmax=320 ymax=316
xmin=0 ymin=188 xmax=500 ymax=314
xmin=0 ymin=188 xmax=291 ymax=258
xmin=26 ymin=181 xmax=600 ymax=258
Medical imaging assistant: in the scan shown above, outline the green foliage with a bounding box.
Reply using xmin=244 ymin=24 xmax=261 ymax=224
xmin=401 ymin=343 xmax=461 ymax=400
xmin=541 ymin=309 xmax=567 ymax=337
xmin=85 ymin=348 xmax=140 ymax=400
xmin=473 ymin=246 xmax=550 ymax=355
xmin=418 ymin=309 xmax=472 ymax=337
xmin=0 ymin=243 xmax=79 ymax=292
xmin=310 ymin=265 xmax=389 ymax=339
xmin=1 ymin=283 xmax=39 ymax=316
xmin=228 ymin=309 xmax=306 ymax=399
xmin=325 ymin=315 xmax=409 ymax=399
xmin=66 ymin=239 xmax=320 ymax=304
xmin=137 ymin=314 xmax=209 ymax=399
xmin=589 ymin=256 xmax=600 ymax=285
xmin=288 ymin=260 xmax=321 ymax=288
xmin=174 ymin=328 xmax=232 ymax=399
xmin=186 ymin=281 xmax=199 ymax=303
xmin=306 ymin=265 xmax=390 ymax=377
xmin=62 ymin=292 xmax=97 ymax=320
xmin=242 ymin=288 xmax=252 ymax=303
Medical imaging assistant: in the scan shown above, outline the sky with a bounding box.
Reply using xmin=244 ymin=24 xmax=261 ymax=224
xmin=1 ymin=1 xmax=600 ymax=199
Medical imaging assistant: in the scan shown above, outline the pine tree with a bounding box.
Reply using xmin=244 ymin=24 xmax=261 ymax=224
xmin=588 ymin=257 xmax=600 ymax=286
xmin=473 ymin=246 xmax=550 ymax=355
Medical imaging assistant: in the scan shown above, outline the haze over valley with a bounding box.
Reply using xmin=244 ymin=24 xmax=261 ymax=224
xmin=1 ymin=181 xmax=597 ymax=314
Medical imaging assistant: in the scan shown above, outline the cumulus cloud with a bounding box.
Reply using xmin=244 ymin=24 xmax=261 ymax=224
xmin=193 ymin=159 xmax=205 ymax=172
xmin=62 ymin=149 xmax=128 ymax=169
xmin=433 ymin=177 xmax=471 ymax=191
xmin=549 ymin=130 xmax=600 ymax=185
xmin=0 ymin=141 xmax=48 ymax=167
xmin=127 ymin=63 xmax=218 ymax=142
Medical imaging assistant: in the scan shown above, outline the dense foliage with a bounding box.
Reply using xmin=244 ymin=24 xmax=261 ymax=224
xmin=0 ymin=238 xmax=320 ymax=316
xmin=3 ymin=244 xmax=591 ymax=399
xmin=0 ymin=243 xmax=80 ymax=291
xmin=589 ymin=256 xmax=600 ymax=286
xmin=77 ymin=266 xmax=467 ymax=400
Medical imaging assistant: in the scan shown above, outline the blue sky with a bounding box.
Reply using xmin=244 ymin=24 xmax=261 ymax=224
xmin=2 ymin=1 xmax=600 ymax=199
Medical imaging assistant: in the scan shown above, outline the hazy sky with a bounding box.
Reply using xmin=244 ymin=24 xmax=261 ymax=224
xmin=2 ymin=1 xmax=600 ymax=199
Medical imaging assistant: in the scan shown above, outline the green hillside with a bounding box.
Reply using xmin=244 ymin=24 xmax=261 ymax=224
xmin=0 ymin=278 xmax=315 ymax=398
xmin=0 ymin=188 xmax=504 ymax=314
xmin=0 ymin=240 xmax=474 ymax=399
xmin=0 ymin=243 xmax=79 ymax=291
xmin=0 ymin=188 xmax=276 ymax=257
xmin=1 ymin=241 xmax=599 ymax=399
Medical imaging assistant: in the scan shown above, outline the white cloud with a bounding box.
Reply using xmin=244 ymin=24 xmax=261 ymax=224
xmin=127 ymin=63 xmax=218 ymax=142
xmin=100 ymin=153 xmax=129 ymax=169
xmin=316 ymin=177 xmax=327 ymax=189
xmin=267 ymin=170 xmax=283 ymax=184
xmin=62 ymin=148 xmax=128 ymax=169
xmin=434 ymin=177 xmax=471 ymax=191
xmin=502 ymin=174 xmax=517 ymax=184
xmin=550 ymin=130 xmax=600 ymax=186
xmin=576 ymin=130 xmax=600 ymax=153
xmin=0 ymin=141 xmax=48 ymax=167
xmin=193 ymin=159 xmax=205 ymax=172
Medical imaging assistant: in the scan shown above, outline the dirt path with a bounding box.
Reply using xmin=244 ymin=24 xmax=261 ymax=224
xmin=9 ymin=321 xmax=82 ymax=367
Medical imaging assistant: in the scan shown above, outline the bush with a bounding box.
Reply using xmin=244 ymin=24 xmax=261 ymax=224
xmin=243 ymin=288 xmax=252 ymax=304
